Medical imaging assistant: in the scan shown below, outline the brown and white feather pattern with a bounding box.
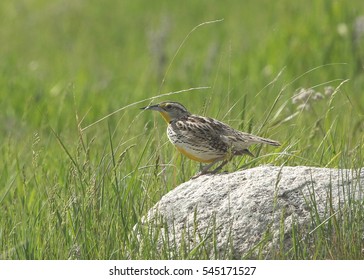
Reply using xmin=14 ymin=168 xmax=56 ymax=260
xmin=167 ymin=114 xmax=280 ymax=161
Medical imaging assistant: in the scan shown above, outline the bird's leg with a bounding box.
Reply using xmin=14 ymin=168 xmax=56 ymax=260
xmin=192 ymin=150 xmax=237 ymax=179
xmin=192 ymin=158 xmax=225 ymax=179
xmin=209 ymin=151 xmax=235 ymax=175
xmin=200 ymin=160 xmax=218 ymax=174
xmin=191 ymin=158 xmax=222 ymax=179
xmin=199 ymin=162 xmax=204 ymax=171
xmin=210 ymin=159 xmax=229 ymax=174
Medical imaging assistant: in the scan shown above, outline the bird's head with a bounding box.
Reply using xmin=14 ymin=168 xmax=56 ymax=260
xmin=141 ymin=101 xmax=190 ymax=123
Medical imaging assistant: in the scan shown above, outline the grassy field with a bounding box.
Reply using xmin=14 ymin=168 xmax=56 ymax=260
xmin=1 ymin=0 xmax=364 ymax=259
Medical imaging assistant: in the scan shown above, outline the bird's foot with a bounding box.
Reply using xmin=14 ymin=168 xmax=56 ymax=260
xmin=191 ymin=168 xmax=226 ymax=179
xmin=191 ymin=170 xmax=215 ymax=179
xmin=191 ymin=159 xmax=230 ymax=179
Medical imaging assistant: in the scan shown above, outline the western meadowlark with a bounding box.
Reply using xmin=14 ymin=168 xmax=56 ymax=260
xmin=141 ymin=101 xmax=280 ymax=178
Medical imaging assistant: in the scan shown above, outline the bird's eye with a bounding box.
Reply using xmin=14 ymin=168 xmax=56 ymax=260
xmin=165 ymin=104 xmax=172 ymax=110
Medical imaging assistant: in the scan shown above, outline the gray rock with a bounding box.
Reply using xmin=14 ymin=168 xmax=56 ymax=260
xmin=140 ymin=166 xmax=364 ymax=258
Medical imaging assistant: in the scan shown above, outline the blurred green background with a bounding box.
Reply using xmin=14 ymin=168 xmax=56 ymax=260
xmin=2 ymin=0 xmax=363 ymax=133
xmin=1 ymin=0 xmax=364 ymax=259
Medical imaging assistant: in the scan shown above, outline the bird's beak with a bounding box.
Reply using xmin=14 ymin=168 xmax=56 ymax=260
xmin=140 ymin=104 xmax=162 ymax=112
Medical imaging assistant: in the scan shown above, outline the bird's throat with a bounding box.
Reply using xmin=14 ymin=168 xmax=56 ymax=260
xmin=159 ymin=111 xmax=171 ymax=123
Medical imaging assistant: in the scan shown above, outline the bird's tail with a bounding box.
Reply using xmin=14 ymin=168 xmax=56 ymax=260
xmin=256 ymin=136 xmax=281 ymax=147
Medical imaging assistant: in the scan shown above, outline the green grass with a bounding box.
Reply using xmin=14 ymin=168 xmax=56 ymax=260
xmin=1 ymin=0 xmax=364 ymax=259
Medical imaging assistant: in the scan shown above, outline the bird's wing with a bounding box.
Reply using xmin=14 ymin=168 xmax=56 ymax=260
xmin=188 ymin=115 xmax=280 ymax=147
xmin=172 ymin=115 xmax=280 ymax=153
xmin=171 ymin=116 xmax=228 ymax=152
xmin=173 ymin=116 xmax=222 ymax=141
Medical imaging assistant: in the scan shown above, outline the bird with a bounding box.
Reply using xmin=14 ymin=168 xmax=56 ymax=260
xmin=141 ymin=101 xmax=280 ymax=178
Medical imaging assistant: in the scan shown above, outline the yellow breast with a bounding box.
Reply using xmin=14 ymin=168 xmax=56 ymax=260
xmin=175 ymin=145 xmax=218 ymax=163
